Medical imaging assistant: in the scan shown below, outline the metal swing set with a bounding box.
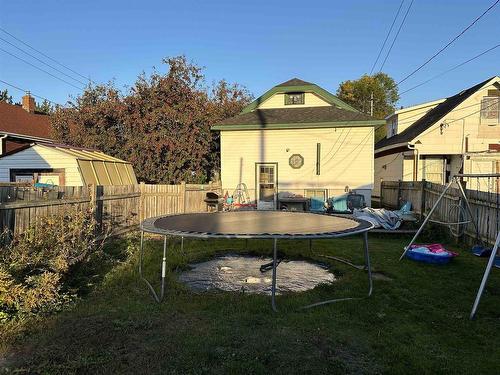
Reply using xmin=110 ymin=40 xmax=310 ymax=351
xmin=399 ymin=173 xmax=500 ymax=319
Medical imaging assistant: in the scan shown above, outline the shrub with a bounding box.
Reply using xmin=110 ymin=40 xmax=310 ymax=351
xmin=0 ymin=205 xmax=103 ymax=320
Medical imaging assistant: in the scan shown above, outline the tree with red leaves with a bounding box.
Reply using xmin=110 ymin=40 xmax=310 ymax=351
xmin=51 ymin=56 xmax=252 ymax=184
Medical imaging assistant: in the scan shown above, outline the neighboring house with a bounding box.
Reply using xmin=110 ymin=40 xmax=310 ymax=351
xmin=212 ymin=78 xmax=384 ymax=210
xmin=0 ymin=94 xmax=53 ymax=155
xmin=0 ymin=143 xmax=137 ymax=186
xmin=374 ymin=76 xmax=500 ymax=198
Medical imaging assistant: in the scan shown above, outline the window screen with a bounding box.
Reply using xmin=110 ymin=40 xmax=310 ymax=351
xmin=116 ymin=163 xmax=131 ymax=184
xmin=78 ymin=160 xmax=98 ymax=185
xmin=422 ymin=157 xmax=444 ymax=184
xmin=105 ymin=162 xmax=122 ymax=185
xmin=481 ymin=97 xmax=499 ymax=120
xmin=285 ymin=92 xmax=305 ymax=105
xmin=92 ymin=161 xmax=111 ymax=185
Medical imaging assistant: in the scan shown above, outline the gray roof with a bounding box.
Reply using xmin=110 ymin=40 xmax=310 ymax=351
xmin=216 ymin=106 xmax=375 ymax=127
xmin=276 ymin=78 xmax=314 ymax=87
xmin=375 ymin=76 xmax=496 ymax=150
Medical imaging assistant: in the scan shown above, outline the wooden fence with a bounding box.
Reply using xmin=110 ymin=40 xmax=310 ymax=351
xmin=0 ymin=182 xmax=221 ymax=237
xmin=380 ymin=180 xmax=500 ymax=244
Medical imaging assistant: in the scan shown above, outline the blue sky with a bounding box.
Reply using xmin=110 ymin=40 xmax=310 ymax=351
xmin=0 ymin=0 xmax=499 ymax=108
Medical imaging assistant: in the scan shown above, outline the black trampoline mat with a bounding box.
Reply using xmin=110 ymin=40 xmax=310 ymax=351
xmin=147 ymin=211 xmax=372 ymax=238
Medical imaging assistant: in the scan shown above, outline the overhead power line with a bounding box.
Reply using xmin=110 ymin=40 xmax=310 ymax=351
xmin=397 ymin=0 xmax=499 ymax=85
xmin=0 ymin=36 xmax=87 ymax=86
xmin=418 ymin=97 xmax=499 ymax=138
xmin=0 ymin=47 xmax=83 ymax=90
xmin=393 ymin=100 xmax=483 ymax=127
xmin=370 ymin=0 xmax=406 ymax=75
xmin=0 ymin=79 xmax=60 ymax=106
xmin=399 ymin=43 xmax=500 ymax=95
xmin=0 ymin=27 xmax=93 ymax=84
xmin=379 ymin=0 xmax=415 ymax=72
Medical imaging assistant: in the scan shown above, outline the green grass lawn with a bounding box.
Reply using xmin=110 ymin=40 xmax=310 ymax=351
xmin=1 ymin=233 xmax=499 ymax=374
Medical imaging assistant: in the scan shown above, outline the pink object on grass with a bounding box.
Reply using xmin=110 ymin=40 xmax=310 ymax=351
xmin=410 ymin=243 xmax=458 ymax=257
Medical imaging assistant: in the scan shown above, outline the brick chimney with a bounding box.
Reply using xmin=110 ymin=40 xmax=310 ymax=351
xmin=22 ymin=92 xmax=36 ymax=113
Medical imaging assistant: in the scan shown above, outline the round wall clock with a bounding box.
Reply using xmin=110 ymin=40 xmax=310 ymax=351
xmin=289 ymin=154 xmax=304 ymax=169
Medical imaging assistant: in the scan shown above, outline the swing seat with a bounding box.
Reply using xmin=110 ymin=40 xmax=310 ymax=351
xmin=471 ymin=245 xmax=492 ymax=257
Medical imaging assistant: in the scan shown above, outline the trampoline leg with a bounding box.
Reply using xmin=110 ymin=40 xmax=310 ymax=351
xmin=470 ymin=231 xmax=500 ymax=319
xmin=363 ymin=232 xmax=373 ymax=297
xmin=139 ymin=229 xmax=144 ymax=275
xmin=160 ymin=235 xmax=168 ymax=300
xmin=138 ymin=230 xmax=167 ymax=303
xmin=271 ymin=238 xmax=278 ymax=312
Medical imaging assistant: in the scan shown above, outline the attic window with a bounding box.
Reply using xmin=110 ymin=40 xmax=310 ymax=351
xmin=285 ymin=92 xmax=305 ymax=105
xmin=481 ymin=97 xmax=499 ymax=121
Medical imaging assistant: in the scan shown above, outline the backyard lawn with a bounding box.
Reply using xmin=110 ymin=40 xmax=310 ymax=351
xmin=1 ymin=232 xmax=499 ymax=374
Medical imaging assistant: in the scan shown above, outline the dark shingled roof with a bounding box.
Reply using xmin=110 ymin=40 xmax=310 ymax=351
xmin=276 ymin=78 xmax=314 ymax=87
xmin=216 ymin=106 xmax=374 ymax=127
xmin=0 ymin=101 xmax=52 ymax=139
xmin=375 ymin=76 xmax=496 ymax=150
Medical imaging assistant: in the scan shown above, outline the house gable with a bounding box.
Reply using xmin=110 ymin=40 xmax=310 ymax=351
xmin=386 ymin=99 xmax=445 ymax=137
xmin=213 ymin=78 xmax=384 ymax=131
xmin=241 ymin=78 xmax=359 ymax=114
xmin=413 ymin=79 xmax=500 ymax=154
xmin=375 ymin=76 xmax=500 ymax=152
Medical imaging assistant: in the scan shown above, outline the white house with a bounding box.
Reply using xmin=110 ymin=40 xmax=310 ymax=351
xmin=212 ymin=78 xmax=384 ymax=210
xmin=374 ymin=76 xmax=500 ymax=197
xmin=0 ymin=143 xmax=137 ymax=186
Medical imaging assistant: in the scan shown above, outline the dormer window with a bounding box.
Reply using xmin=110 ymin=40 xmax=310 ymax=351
xmin=285 ymin=92 xmax=305 ymax=105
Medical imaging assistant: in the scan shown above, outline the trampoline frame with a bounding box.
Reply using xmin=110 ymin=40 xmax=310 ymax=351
xmin=138 ymin=212 xmax=374 ymax=311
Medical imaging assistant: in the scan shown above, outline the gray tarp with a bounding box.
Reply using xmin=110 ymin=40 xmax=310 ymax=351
xmin=353 ymin=208 xmax=403 ymax=230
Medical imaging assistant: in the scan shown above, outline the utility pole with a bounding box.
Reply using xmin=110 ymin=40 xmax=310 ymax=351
xmin=370 ymin=92 xmax=374 ymax=117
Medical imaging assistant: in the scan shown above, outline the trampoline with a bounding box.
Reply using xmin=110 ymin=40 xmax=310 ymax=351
xmin=139 ymin=211 xmax=374 ymax=311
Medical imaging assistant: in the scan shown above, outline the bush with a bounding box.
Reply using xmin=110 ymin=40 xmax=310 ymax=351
xmin=0 ymin=206 xmax=103 ymax=320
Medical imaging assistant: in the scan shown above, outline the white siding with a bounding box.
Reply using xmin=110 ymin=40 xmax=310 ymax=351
xmin=376 ymin=80 xmax=500 ymax=191
xmin=0 ymin=145 xmax=83 ymax=185
xmin=414 ymin=82 xmax=500 ymax=155
xmin=373 ymin=153 xmax=404 ymax=197
xmin=258 ymin=92 xmax=330 ymax=109
xmin=220 ymin=127 xmax=374 ymax=204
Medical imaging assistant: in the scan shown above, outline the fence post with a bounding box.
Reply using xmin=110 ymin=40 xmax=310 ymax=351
xmin=180 ymin=181 xmax=186 ymax=213
xmin=397 ymin=180 xmax=402 ymax=209
xmin=139 ymin=182 xmax=145 ymax=222
xmin=420 ymin=179 xmax=426 ymax=216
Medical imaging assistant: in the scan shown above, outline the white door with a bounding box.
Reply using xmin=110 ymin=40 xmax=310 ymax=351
xmin=256 ymin=164 xmax=277 ymax=210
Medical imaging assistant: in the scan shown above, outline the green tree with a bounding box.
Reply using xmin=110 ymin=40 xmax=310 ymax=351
xmin=35 ymin=99 xmax=54 ymax=115
xmin=0 ymin=89 xmax=13 ymax=104
xmin=337 ymin=73 xmax=399 ymax=142
xmin=51 ymin=56 xmax=252 ymax=184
